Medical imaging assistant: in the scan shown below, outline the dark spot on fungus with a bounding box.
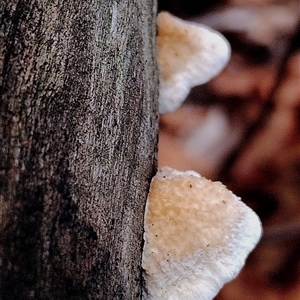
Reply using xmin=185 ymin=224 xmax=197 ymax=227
xmin=189 ymin=184 xmax=193 ymax=188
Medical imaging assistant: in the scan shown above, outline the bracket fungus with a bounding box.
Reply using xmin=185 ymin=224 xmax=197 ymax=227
xmin=157 ymin=12 xmax=231 ymax=114
xmin=142 ymin=167 xmax=262 ymax=300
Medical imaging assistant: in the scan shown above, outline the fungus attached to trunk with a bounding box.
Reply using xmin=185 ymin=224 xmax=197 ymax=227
xmin=142 ymin=167 xmax=262 ymax=300
xmin=157 ymin=12 xmax=231 ymax=114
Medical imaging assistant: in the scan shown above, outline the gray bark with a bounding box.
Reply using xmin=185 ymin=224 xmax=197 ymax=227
xmin=0 ymin=1 xmax=158 ymax=299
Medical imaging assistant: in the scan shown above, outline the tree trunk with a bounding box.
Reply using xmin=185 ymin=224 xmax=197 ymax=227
xmin=0 ymin=1 xmax=158 ymax=299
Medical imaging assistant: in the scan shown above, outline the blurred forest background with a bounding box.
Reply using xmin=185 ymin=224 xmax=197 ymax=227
xmin=157 ymin=0 xmax=300 ymax=299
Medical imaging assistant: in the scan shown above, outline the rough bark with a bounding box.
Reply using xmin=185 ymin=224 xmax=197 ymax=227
xmin=0 ymin=1 xmax=158 ymax=299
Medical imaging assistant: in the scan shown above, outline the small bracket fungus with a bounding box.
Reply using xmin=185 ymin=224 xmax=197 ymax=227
xmin=142 ymin=167 xmax=262 ymax=300
xmin=157 ymin=12 xmax=231 ymax=114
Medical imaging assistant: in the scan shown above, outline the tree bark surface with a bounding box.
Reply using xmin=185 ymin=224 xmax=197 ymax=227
xmin=0 ymin=1 xmax=158 ymax=299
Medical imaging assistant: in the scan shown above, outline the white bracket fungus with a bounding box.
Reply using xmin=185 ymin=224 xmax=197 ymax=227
xmin=157 ymin=12 xmax=231 ymax=114
xmin=142 ymin=167 xmax=262 ymax=300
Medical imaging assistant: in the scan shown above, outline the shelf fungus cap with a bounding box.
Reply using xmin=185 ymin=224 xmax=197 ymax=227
xmin=157 ymin=12 xmax=231 ymax=114
xmin=142 ymin=167 xmax=262 ymax=300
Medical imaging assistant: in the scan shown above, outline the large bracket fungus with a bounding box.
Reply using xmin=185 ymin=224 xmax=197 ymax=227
xmin=142 ymin=167 xmax=262 ymax=300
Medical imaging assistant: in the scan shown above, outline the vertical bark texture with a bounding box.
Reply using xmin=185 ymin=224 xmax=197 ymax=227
xmin=0 ymin=1 xmax=158 ymax=299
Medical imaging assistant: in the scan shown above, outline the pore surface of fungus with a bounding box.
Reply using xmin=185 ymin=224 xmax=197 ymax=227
xmin=157 ymin=12 xmax=231 ymax=114
xmin=142 ymin=167 xmax=262 ymax=300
